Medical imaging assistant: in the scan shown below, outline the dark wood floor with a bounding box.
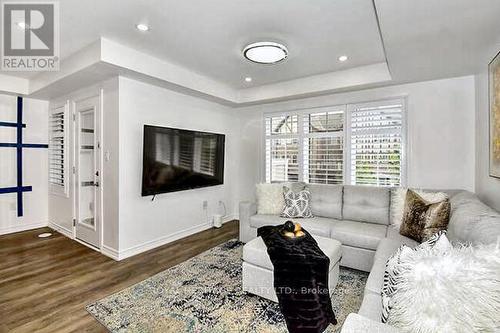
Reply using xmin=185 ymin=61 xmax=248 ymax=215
xmin=0 ymin=221 xmax=239 ymax=333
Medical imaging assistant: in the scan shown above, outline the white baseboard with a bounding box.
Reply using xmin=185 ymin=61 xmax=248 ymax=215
xmin=0 ymin=221 xmax=48 ymax=235
xmin=113 ymin=214 xmax=237 ymax=261
xmin=48 ymin=222 xmax=73 ymax=239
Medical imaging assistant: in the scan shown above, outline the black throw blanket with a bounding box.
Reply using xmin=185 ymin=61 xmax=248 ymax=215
xmin=257 ymin=224 xmax=337 ymax=333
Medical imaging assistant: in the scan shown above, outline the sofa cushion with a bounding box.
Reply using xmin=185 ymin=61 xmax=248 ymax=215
xmin=249 ymin=215 xmax=334 ymax=237
xmin=330 ymin=220 xmax=387 ymax=250
xmin=358 ymin=292 xmax=383 ymax=322
xmin=307 ymin=184 xmax=343 ymax=219
xmin=448 ymin=191 xmax=500 ymax=245
xmin=243 ymin=236 xmax=342 ymax=271
xmin=385 ymin=227 xmax=420 ymax=247
xmin=365 ymin=238 xmax=409 ymax=295
xmin=343 ymin=185 xmax=390 ymax=225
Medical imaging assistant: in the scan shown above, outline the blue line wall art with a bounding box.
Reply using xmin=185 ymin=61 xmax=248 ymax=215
xmin=0 ymin=97 xmax=48 ymax=217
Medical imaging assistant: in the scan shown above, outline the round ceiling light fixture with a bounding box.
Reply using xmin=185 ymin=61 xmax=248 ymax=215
xmin=243 ymin=42 xmax=288 ymax=64
xmin=338 ymin=55 xmax=348 ymax=62
xmin=136 ymin=23 xmax=150 ymax=32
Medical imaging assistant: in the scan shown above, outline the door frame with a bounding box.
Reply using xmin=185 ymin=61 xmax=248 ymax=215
xmin=71 ymin=90 xmax=104 ymax=251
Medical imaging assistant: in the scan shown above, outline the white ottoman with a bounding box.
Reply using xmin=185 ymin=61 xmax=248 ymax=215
xmin=242 ymin=235 xmax=342 ymax=302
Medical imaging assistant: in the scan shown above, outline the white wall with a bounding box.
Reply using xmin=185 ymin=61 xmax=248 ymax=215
xmin=0 ymin=95 xmax=49 ymax=234
xmin=475 ymin=72 xmax=500 ymax=211
xmin=117 ymin=77 xmax=241 ymax=255
xmin=237 ymin=76 xmax=476 ymax=197
xmin=48 ymin=78 xmax=120 ymax=250
xmin=101 ymin=79 xmax=120 ymax=251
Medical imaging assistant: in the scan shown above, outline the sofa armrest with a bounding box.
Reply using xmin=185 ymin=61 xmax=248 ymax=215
xmin=239 ymin=201 xmax=257 ymax=243
xmin=341 ymin=314 xmax=401 ymax=333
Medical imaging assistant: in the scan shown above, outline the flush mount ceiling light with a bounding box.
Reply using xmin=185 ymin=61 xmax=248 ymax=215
xmin=136 ymin=23 xmax=150 ymax=32
xmin=243 ymin=42 xmax=288 ymax=64
xmin=338 ymin=55 xmax=348 ymax=62
xmin=245 ymin=77 xmax=252 ymax=82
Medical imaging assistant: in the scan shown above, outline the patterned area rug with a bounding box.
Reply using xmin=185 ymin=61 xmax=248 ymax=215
xmin=87 ymin=240 xmax=368 ymax=332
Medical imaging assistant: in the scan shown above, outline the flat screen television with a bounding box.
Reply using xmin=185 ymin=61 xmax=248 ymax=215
xmin=141 ymin=125 xmax=225 ymax=196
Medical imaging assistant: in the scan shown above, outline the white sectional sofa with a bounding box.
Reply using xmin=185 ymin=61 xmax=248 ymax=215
xmin=239 ymin=184 xmax=500 ymax=332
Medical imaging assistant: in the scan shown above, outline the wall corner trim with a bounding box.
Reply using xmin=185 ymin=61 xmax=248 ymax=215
xmin=101 ymin=244 xmax=120 ymax=261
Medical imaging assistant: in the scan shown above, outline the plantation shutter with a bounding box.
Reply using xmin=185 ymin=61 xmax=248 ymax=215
xmin=303 ymin=108 xmax=345 ymax=184
xmin=49 ymin=107 xmax=65 ymax=187
xmin=265 ymin=115 xmax=299 ymax=183
xmin=349 ymin=99 xmax=404 ymax=186
xmin=263 ymin=99 xmax=405 ymax=187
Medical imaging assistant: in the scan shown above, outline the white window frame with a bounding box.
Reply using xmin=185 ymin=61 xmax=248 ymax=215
xmin=262 ymin=97 xmax=407 ymax=187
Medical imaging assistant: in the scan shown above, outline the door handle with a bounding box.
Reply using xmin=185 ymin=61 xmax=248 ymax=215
xmin=94 ymin=182 xmax=100 ymax=187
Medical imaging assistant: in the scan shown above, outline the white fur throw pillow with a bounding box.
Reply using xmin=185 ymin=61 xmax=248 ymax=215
xmin=391 ymin=188 xmax=449 ymax=229
xmin=256 ymin=183 xmax=285 ymax=214
xmin=255 ymin=182 xmax=306 ymax=214
xmin=381 ymin=231 xmax=451 ymax=323
xmin=387 ymin=242 xmax=500 ymax=332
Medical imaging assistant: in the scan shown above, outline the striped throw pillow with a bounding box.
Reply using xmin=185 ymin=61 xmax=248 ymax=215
xmin=381 ymin=230 xmax=449 ymax=323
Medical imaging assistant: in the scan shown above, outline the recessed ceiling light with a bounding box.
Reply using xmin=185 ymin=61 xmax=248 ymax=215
xmin=243 ymin=42 xmax=288 ymax=64
xmin=17 ymin=22 xmax=27 ymax=29
xmin=338 ymin=55 xmax=348 ymax=62
xmin=245 ymin=77 xmax=252 ymax=82
xmin=136 ymin=24 xmax=150 ymax=32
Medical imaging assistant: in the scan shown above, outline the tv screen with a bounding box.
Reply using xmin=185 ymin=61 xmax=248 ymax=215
xmin=141 ymin=125 xmax=225 ymax=196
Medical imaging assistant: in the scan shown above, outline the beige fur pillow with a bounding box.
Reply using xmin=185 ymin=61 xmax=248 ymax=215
xmin=399 ymin=190 xmax=451 ymax=242
xmin=391 ymin=188 xmax=448 ymax=229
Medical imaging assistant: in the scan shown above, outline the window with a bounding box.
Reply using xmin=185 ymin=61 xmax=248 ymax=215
xmin=264 ymin=98 xmax=405 ymax=187
xmin=349 ymin=100 xmax=404 ymax=186
xmin=265 ymin=116 xmax=299 ymax=182
xmin=49 ymin=103 xmax=69 ymax=196
xmin=304 ymin=108 xmax=345 ymax=184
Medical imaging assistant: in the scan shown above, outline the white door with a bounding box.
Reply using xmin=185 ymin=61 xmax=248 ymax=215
xmin=74 ymin=96 xmax=101 ymax=248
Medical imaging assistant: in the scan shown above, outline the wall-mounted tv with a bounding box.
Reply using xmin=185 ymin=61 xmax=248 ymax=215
xmin=141 ymin=125 xmax=225 ymax=196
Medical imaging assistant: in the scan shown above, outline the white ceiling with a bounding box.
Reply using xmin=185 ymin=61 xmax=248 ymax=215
xmin=56 ymin=0 xmax=386 ymax=88
xmin=376 ymin=0 xmax=500 ymax=83
xmin=1 ymin=0 xmax=500 ymax=104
